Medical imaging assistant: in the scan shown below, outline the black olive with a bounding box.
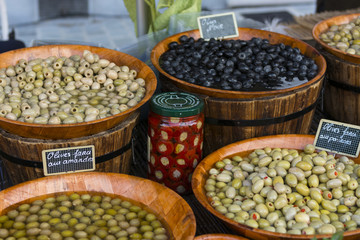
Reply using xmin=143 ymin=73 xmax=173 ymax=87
xmin=238 ymin=63 xmax=249 ymax=73
xmin=193 ymin=52 xmax=202 ymax=59
xmin=307 ymin=70 xmax=317 ymax=79
xmin=232 ymin=82 xmax=243 ymax=90
xmin=188 ymin=78 xmax=196 ymax=84
xmin=237 ymin=52 xmax=247 ymax=60
xmin=207 ymin=61 xmax=216 ymax=69
xmin=208 ymin=68 xmax=217 ymax=76
xmin=263 ymin=65 xmax=272 ymax=73
xmin=179 ymin=35 xmax=188 ymax=43
xmin=254 ymin=66 xmax=263 ymax=73
xmin=203 ymin=80 xmax=213 ymax=87
xmin=169 ymin=41 xmax=179 ymax=49
xmin=175 ymin=73 xmax=184 ymax=79
xmin=216 ymin=63 xmax=225 ymax=72
xmin=198 ymin=75 xmax=207 ymax=82
xmin=227 ymin=76 xmax=238 ymax=83
xmin=224 ymin=67 xmax=233 ymax=74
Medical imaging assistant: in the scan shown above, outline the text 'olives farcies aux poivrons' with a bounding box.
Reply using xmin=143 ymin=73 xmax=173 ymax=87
xmin=0 ymin=50 xmax=146 ymax=124
xmin=205 ymin=144 xmax=360 ymax=235
xmin=0 ymin=193 xmax=170 ymax=240
xmin=159 ymin=35 xmax=319 ymax=91
xmin=320 ymin=16 xmax=360 ymax=55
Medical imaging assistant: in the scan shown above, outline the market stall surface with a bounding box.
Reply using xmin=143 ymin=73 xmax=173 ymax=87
xmin=0 ymin=6 xmax=329 ymax=237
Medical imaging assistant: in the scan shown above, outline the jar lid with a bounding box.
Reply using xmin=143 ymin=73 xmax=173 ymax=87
xmin=150 ymin=92 xmax=204 ymax=117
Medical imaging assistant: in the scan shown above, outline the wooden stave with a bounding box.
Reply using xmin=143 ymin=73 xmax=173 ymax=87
xmin=0 ymin=111 xmax=139 ymax=185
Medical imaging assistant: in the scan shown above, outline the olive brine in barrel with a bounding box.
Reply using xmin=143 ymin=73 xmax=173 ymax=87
xmin=159 ymin=36 xmax=319 ymax=91
xmin=0 ymin=193 xmax=170 ymax=239
xmin=205 ymin=144 xmax=360 ymax=235
xmin=0 ymin=50 xmax=146 ymax=124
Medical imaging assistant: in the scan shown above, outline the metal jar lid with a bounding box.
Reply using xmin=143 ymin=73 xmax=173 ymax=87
xmin=150 ymin=92 xmax=204 ymax=117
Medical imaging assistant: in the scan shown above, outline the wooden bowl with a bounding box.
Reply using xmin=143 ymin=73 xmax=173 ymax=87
xmin=195 ymin=234 xmax=249 ymax=240
xmin=312 ymin=13 xmax=360 ymax=64
xmin=0 ymin=45 xmax=157 ymax=139
xmin=151 ymin=28 xmax=326 ymax=99
xmin=0 ymin=172 xmax=196 ymax=240
xmin=192 ymin=134 xmax=360 ymax=240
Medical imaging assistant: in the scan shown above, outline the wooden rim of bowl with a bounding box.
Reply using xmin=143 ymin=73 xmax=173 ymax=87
xmin=151 ymin=28 xmax=326 ymax=99
xmin=312 ymin=13 xmax=360 ymax=64
xmin=0 ymin=172 xmax=197 ymax=239
xmin=0 ymin=45 xmax=157 ymax=139
xmin=194 ymin=234 xmax=249 ymax=240
xmin=192 ymin=134 xmax=360 ymax=240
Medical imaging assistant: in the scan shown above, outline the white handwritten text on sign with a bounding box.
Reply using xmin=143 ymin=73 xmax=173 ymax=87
xmin=42 ymin=145 xmax=95 ymax=176
xmin=197 ymin=12 xmax=238 ymax=40
xmin=314 ymin=119 xmax=360 ymax=157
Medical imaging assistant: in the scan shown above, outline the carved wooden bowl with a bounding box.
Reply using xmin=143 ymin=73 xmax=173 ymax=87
xmin=151 ymin=28 xmax=326 ymax=99
xmin=313 ymin=13 xmax=360 ymax=64
xmin=192 ymin=134 xmax=360 ymax=240
xmin=0 ymin=172 xmax=196 ymax=240
xmin=0 ymin=45 xmax=157 ymax=139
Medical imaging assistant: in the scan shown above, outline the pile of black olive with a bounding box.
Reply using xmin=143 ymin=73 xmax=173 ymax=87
xmin=159 ymin=35 xmax=319 ymax=91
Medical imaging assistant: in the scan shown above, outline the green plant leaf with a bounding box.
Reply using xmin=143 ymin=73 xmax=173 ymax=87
xmin=153 ymin=0 xmax=202 ymax=31
xmin=157 ymin=0 xmax=174 ymax=10
xmin=180 ymin=0 xmax=202 ymax=13
xmin=331 ymin=232 xmax=343 ymax=240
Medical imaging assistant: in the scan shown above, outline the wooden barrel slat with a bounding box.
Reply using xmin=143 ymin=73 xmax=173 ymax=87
xmin=0 ymin=111 xmax=139 ymax=185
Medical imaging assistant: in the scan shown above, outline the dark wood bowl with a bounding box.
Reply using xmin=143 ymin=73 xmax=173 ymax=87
xmin=192 ymin=134 xmax=360 ymax=240
xmin=0 ymin=172 xmax=196 ymax=240
xmin=312 ymin=13 xmax=360 ymax=64
xmin=0 ymin=45 xmax=157 ymax=139
xmin=195 ymin=234 xmax=249 ymax=240
xmin=151 ymin=28 xmax=326 ymax=99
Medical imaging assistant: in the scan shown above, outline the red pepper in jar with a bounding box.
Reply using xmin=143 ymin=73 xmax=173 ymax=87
xmin=174 ymin=142 xmax=189 ymax=155
xmin=158 ymin=155 xmax=174 ymax=169
xmin=148 ymin=92 xmax=204 ymax=195
xmin=156 ymin=141 xmax=174 ymax=155
xmin=158 ymin=127 xmax=173 ymax=141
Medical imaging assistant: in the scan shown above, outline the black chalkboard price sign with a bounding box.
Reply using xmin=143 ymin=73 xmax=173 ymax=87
xmin=314 ymin=119 xmax=360 ymax=157
xmin=197 ymin=12 xmax=239 ymax=40
xmin=42 ymin=145 xmax=95 ymax=176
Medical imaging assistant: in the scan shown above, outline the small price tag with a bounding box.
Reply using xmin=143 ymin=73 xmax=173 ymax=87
xmin=314 ymin=119 xmax=360 ymax=157
xmin=42 ymin=145 xmax=95 ymax=176
xmin=197 ymin=12 xmax=239 ymax=40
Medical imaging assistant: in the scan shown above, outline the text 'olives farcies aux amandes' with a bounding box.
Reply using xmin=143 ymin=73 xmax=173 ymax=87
xmin=205 ymin=144 xmax=360 ymax=235
xmin=159 ymin=36 xmax=319 ymax=91
xmin=0 ymin=50 xmax=146 ymax=124
xmin=0 ymin=193 xmax=170 ymax=239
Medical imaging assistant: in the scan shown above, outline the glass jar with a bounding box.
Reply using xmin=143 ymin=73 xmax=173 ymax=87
xmin=148 ymin=92 xmax=204 ymax=195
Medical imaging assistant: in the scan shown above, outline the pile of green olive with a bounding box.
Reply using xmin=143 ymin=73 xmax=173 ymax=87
xmin=205 ymin=144 xmax=360 ymax=235
xmin=0 ymin=50 xmax=146 ymax=124
xmin=0 ymin=193 xmax=170 ymax=239
xmin=320 ymin=16 xmax=360 ymax=55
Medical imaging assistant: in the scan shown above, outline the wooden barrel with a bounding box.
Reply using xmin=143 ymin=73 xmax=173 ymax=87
xmin=0 ymin=111 xmax=139 ymax=185
xmin=313 ymin=14 xmax=360 ymax=125
xmin=321 ymin=49 xmax=360 ymax=123
xmin=151 ymin=28 xmax=326 ymax=156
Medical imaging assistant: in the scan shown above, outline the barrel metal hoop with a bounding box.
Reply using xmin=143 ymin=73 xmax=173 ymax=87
xmin=0 ymin=141 xmax=132 ymax=168
xmin=205 ymin=98 xmax=319 ymax=127
xmin=328 ymin=79 xmax=360 ymax=93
